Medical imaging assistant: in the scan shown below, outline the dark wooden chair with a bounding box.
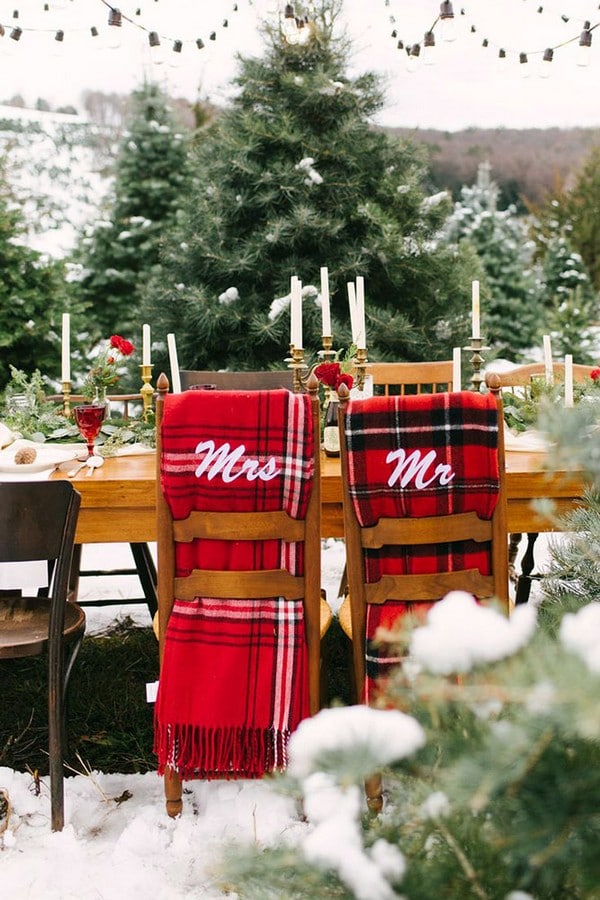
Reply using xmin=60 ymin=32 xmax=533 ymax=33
xmin=180 ymin=369 xmax=294 ymax=392
xmin=154 ymin=373 xmax=323 ymax=817
xmin=485 ymin=362 xmax=592 ymax=603
xmin=0 ymin=480 xmax=84 ymax=831
xmin=337 ymin=380 xmax=508 ymax=813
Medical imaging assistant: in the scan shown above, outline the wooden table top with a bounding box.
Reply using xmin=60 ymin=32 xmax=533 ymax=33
xmin=52 ymin=449 xmax=587 ymax=545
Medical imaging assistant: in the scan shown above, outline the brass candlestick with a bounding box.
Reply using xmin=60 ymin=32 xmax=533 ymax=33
xmin=352 ymin=347 xmax=369 ymax=391
xmin=61 ymin=380 xmax=72 ymax=417
xmin=140 ymin=364 xmax=154 ymax=420
xmin=465 ymin=337 xmax=489 ymax=393
xmin=287 ymin=345 xmax=308 ymax=393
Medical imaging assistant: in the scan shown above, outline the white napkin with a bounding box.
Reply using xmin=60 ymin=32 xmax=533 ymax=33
xmin=503 ymin=425 xmax=548 ymax=452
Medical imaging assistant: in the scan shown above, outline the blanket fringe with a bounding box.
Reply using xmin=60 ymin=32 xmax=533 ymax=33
xmin=154 ymin=723 xmax=290 ymax=780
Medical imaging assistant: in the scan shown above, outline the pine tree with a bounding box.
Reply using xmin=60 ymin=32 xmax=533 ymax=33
xmin=75 ymin=81 xmax=192 ymax=337
xmin=0 ymin=174 xmax=75 ymax=390
xmin=141 ymin=0 xmax=477 ymax=375
xmin=443 ymin=161 xmax=544 ymax=359
xmin=563 ymin=145 xmax=600 ymax=292
xmin=530 ymin=202 xmax=598 ymax=363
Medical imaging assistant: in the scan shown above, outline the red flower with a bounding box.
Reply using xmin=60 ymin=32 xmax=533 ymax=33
xmin=110 ymin=335 xmax=135 ymax=356
xmin=314 ymin=362 xmax=341 ymax=388
xmin=335 ymin=372 xmax=354 ymax=390
xmin=591 ymin=367 xmax=600 ymax=381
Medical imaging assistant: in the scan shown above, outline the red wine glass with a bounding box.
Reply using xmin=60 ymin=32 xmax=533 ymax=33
xmin=74 ymin=404 xmax=106 ymax=458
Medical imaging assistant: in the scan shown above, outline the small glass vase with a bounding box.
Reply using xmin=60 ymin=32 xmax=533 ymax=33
xmin=92 ymin=385 xmax=111 ymax=417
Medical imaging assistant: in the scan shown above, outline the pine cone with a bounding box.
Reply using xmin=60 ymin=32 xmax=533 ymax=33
xmin=14 ymin=446 xmax=37 ymax=465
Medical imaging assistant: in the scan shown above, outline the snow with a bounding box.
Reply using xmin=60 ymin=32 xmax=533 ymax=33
xmin=0 ymin=536 xmax=562 ymax=896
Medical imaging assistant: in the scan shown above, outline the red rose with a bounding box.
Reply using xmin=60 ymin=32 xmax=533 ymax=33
xmin=591 ymin=367 xmax=600 ymax=381
xmin=335 ymin=373 xmax=354 ymax=390
xmin=314 ymin=362 xmax=341 ymax=388
xmin=110 ymin=335 xmax=135 ymax=356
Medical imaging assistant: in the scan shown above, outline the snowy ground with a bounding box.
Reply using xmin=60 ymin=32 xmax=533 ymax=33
xmin=1 ymin=536 xmax=549 ymax=897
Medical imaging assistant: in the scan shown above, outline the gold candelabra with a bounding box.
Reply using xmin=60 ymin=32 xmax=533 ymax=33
xmin=286 ymin=336 xmax=369 ymax=393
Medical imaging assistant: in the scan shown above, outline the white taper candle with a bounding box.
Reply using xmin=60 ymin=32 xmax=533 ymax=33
xmin=471 ymin=280 xmax=480 ymax=339
xmin=61 ymin=313 xmax=70 ymax=382
xmin=167 ymin=333 xmax=182 ymax=394
xmin=564 ymin=353 xmax=573 ymax=407
xmin=320 ymin=266 xmax=331 ymax=337
xmin=452 ymin=347 xmax=461 ymax=391
xmin=142 ymin=324 xmax=151 ymax=366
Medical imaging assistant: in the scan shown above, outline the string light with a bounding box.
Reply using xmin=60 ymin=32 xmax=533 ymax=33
xmin=540 ymin=46 xmax=553 ymax=77
xmin=439 ymin=0 xmax=456 ymax=42
xmin=578 ymin=21 xmax=592 ymax=66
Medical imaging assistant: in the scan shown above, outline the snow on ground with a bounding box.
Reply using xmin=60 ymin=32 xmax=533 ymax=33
xmin=0 ymin=536 xmax=551 ymax=897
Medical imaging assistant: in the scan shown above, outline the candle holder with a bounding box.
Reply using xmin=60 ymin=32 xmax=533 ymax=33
xmin=140 ymin=364 xmax=154 ymax=420
xmin=287 ymin=345 xmax=308 ymax=394
xmin=352 ymin=347 xmax=369 ymax=391
xmin=61 ymin=380 xmax=72 ymax=418
xmin=465 ymin=337 xmax=489 ymax=393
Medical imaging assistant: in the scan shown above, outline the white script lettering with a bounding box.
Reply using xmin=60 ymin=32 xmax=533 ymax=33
xmin=386 ymin=448 xmax=455 ymax=489
xmin=194 ymin=440 xmax=281 ymax=483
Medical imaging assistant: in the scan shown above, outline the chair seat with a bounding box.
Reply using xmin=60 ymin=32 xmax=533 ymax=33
xmin=0 ymin=596 xmax=85 ymax=659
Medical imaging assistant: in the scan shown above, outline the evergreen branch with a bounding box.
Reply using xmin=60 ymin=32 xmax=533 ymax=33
xmin=506 ymin=728 xmax=554 ymax=798
xmin=435 ymin=818 xmax=489 ymax=900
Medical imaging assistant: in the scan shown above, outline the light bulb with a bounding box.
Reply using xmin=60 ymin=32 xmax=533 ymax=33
xmin=439 ymin=1 xmax=456 ymax=42
xmin=578 ymin=26 xmax=592 ymax=67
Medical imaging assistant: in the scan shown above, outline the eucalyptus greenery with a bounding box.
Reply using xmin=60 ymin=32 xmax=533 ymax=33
xmin=1 ymin=366 xmax=155 ymax=449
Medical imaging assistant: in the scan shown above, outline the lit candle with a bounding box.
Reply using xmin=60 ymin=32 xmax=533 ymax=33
xmin=167 ymin=333 xmax=182 ymax=394
xmin=543 ymin=334 xmax=553 ymax=385
xmin=452 ymin=347 xmax=461 ymax=391
xmin=564 ymin=353 xmax=573 ymax=407
xmin=320 ymin=266 xmax=331 ymax=337
xmin=290 ymin=276 xmax=303 ymax=348
xmin=471 ymin=280 xmax=480 ymax=339
xmin=354 ymin=276 xmax=366 ymax=350
xmin=61 ymin=313 xmax=70 ymax=383
xmin=142 ymin=323 xmax=151 ymax=366
xmin=347 ymin=281 xmax=358 ymax=343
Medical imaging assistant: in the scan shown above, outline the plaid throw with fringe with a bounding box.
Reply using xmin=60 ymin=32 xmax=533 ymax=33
xmin=154 ymin=388 xmax=314 ymax=780
xmin=344 ymin=391 xmax=500 ymax=702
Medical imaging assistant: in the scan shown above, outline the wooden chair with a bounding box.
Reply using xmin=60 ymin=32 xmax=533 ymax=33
xmin=337 ymin=380 xmax=508 ymax=812
xmin=0 ymin=481 xmax=84 ymax=832
xmin=367 ymin=360 xmax=455 ymax=395
xmin=154 ymin=373 xmax=323 ymax=817
xmin=180 ymin=369 xmax=294 ymax=392
xmin=485 ymin=361 xmax=592 ymax=604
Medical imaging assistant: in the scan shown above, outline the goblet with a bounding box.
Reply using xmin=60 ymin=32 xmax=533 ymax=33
xmin=74 ymin=404 xmax=106 ymax=459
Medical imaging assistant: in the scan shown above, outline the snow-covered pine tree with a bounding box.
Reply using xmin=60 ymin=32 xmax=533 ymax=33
xmin=443 ymin=160 xmax=544 ymax=359
xmin=141 ymin=0 xmax=477 ymax=374
xmin=74 ymin=81 xmax=192 ymax=337
xmin=0 ymin=173 xmax=76 ymax=389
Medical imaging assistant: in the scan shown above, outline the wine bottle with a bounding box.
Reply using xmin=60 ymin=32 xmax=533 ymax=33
xmin=323 ymin=392 xmax=340 ymax=457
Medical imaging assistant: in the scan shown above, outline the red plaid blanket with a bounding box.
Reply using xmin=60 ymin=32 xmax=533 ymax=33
xmin=154 ymin=388 xmax=314 ymax=780
xmin=344 ymin=390 xmax=500 ymax=702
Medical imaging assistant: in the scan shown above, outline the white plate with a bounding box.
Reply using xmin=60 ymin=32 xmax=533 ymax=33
xmin=0 ymin=441 xmax=80 ymax=473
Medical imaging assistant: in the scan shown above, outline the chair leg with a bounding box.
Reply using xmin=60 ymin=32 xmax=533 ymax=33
xmin=48 ymin=639 xmax=65 ymax=831
xmin=365 ymin=772 xmax=383 ymax=815
xmin=516 ymin=532 xmax=539 ymax=605
xmin=130 ymin=543 xmax=158 ymax=618
xmin=164 ymin=767 xmax=183 ymax=817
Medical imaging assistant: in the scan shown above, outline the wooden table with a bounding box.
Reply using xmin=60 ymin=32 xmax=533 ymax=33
xmin=53 ymin=449 xmax=587 ymax=544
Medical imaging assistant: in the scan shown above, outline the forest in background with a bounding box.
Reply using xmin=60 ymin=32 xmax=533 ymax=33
xmin=388 ymin=124 xmax=600 ymax=209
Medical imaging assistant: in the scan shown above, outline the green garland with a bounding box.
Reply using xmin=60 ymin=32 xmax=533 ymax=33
xmin=1 ymin=367 xmax=156 ymax=449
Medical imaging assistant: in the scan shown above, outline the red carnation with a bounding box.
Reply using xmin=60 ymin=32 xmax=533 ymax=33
xmin=335 ymin=372 xmax=354 ymax=391
xmin=591 ymin=367 xmax=600 ymax=381
xmin=314 ymin=362 xmax=341 ymax=389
